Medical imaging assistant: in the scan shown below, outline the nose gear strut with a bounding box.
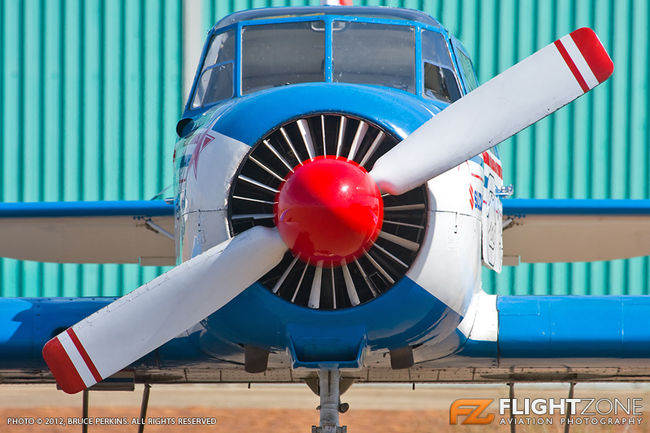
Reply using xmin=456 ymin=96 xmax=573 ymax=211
xmin=312 ymin=368 xmax=347 ymax=433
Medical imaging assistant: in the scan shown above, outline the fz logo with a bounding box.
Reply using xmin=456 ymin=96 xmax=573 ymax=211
xmin=449 ymin=399 xmax=495 ymax=425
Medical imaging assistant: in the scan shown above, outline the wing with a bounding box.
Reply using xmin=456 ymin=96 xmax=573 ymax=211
xmin=408 ymin=293 xmax=650 ymax=384
xmin=0 ymin=297 xmax=234 ymax=387
xmin=0 ymin=201 xmax=175 ymax=266
xmin=0 ymin=297 xmax=292 ymax=387
xmin=502 ymin=199 xmax=650 ymax=263
xmin=4 ymin=199 xmax=650 ymax=388
xmin=4 ymin=295 xmax=650 ymax=387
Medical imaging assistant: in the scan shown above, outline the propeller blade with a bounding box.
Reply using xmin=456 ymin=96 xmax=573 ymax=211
xmin=370 ymin=27 xmax=613 ymax=196
xmin=42 ymin=226 xmax=287 ymax=393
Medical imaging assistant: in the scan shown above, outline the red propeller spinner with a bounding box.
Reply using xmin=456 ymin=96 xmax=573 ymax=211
xmin=274 ymin=156 xmax=383 ymax=266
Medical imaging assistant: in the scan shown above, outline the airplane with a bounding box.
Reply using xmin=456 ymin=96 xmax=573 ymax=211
xmin=1 ymin=3 xmax=650 ymax=433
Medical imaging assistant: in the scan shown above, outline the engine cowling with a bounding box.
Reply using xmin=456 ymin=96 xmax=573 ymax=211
xmin=229 ymin=113 xmax=428 ymax=310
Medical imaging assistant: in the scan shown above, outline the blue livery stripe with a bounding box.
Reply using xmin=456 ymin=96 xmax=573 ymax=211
xmin=211 ymin=83 xmax=434 ymax=146
xmin=0 ymin=201 xmax=174 ymax=218
xmin=0 ymin=297 xmax=211 ymax=369
xmin=498 ymin=296 xmax=650 ymax=359
xmin=469 ymin=155 xmax=483 ymax=165
xmin=503 ymin=198 xmax=650 ymax=216
xmin=204 ymin=276 xmax=462 ymax=363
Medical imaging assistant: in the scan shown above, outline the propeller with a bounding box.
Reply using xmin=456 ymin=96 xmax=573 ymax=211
xmin=43 ymin=28 xmax=612 ymax=394
xmin=43 ymin=226 xmax=287 ymax=393
xmin=370 ymin=27 xmax=614 ymax=195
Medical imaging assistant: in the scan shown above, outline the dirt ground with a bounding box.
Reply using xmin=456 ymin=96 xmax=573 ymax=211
xmin=2 ymin=383 xmax=650 ymax=432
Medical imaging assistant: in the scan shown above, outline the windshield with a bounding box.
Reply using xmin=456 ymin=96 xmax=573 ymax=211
xmin=241 ymin=21 xmax=325 ymax=95
xmin=188 ymin=18 xmax=460 ymax=112
xmin=421 ymin=30 xmax=461 ymax=102
xmin=332 ymin=22 xmax=416 ymax=93
xmin=192 ymin=30 xmax=236 ymax=109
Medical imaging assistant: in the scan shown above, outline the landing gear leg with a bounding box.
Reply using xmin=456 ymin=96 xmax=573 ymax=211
xmin=82 ymin=390 xmax=89 ymax=433
xmin=137 ymin=384 xmax=151 ymax=433
xmin=564 ymin=382 xmax=576 ymax=433
xmin=508 ymin=382 xmax=516 ymax=433
xmin=312 ymin=368 xmax=347 ymax=433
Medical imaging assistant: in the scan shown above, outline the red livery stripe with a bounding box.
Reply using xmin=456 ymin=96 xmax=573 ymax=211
xmin=570 ymin=27 xmax=614 ymax=83
xmin=482 ymin=152 xmax=503 ymax=178
xmin=42 ymin=337 xmax=86 ymax=394
xmin=554 ymin=39 xmax=589 ymax=93
xmin=67 ymin=328 xmax=103 ymax=383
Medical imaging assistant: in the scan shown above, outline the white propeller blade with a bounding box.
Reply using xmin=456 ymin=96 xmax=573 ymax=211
xmin=370 ymin=27 xmax=613 ymax=195
xmin=43 ymin=226 xmax=287 ymax=393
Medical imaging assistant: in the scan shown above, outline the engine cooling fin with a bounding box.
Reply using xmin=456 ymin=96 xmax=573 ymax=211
xmin=229 ymin=114 xmax=427 ymax=310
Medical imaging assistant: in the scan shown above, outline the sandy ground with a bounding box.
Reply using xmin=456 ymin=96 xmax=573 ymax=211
xmin=2 ymin=383 xmax=650 ymax=432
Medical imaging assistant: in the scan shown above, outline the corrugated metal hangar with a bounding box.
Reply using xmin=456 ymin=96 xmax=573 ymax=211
xmin=0 ymin=0 xmax=648 ymax=296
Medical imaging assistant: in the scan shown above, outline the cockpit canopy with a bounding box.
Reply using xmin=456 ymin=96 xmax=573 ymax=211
xmin=189 ymin=7 xmax=478 ymax=113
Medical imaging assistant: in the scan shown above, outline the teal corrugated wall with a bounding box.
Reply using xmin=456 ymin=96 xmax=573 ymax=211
xmin=0 ymin=0 xmax=183 ymax=297
xmin=2 ymin=0 xmax=648 ymax=297
xmin=471 ymin=1 xmax=650 ymax=295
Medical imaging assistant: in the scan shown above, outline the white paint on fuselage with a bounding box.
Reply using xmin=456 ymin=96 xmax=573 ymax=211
xmin=177 ymin=130 xmax=250 ymax=262
xmin=176 ymin=115 xmax=491 ymax=351
xmin=406 ymin=160 xmax=484 ymax=320
xmin=457 ymin=290 xmax=498 ymax=342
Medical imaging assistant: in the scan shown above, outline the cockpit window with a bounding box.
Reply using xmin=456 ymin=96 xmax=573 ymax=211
xmin=455 ymin=48 xmax=479 ymax=92
xmin=204 ymin=31 xmax=235 ymax=67
xmin=421 ymin=30 xmax=461 ymax=103
xmin=189 ymin=18 xmax=468 ymax=112
xmin=241 ymin=21 xmax=325 ymax=95
xmin=332 ymin=22 xmax=415 ymax=93
xmin=192 ymin=30 xmax=236 ymax=108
